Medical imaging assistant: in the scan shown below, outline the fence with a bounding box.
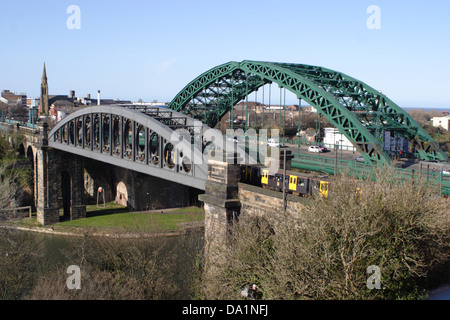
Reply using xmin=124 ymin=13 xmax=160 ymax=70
xmin=0 ymin=206 xmax=32 ymax=220
xmin=291 ymin=153 xmax=450 ymax=196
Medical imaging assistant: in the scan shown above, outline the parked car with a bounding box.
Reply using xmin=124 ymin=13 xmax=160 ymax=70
xmin=443 ymin=169 xmax=450 ymax=176
xmin=354 ymin=156 xmax=365 ymax=162
xmin=318 ymin=145 xmax=328 ymax=152
xmin=267 ymin=138 xmax=280 ymax=148
xmin=308 ymin=145 xmax=322 ymax=153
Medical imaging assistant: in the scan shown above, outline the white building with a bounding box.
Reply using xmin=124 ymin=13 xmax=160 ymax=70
xmin=323 ymin=128 xmax=410 ymax=154
xmin=323 ymin=127 xmax=355 ymax=151
xmin=56 ymin=110 xmax=66 ymax=122
xmin=431 ymin=116 xmax=450 ymax=131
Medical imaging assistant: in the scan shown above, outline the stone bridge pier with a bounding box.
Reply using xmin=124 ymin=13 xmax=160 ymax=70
xmin=199 ymin=151 xmax=306 ymax=267
xmin=36 ymin=122 xmax=86 ymax=226
xmin=198 ymin=154 xmax=242 ymax=265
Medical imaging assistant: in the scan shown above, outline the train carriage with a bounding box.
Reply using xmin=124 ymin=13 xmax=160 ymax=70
xmin=267 ymin=173 xmax=284 ymax=192
xmin=287 ymin=174 xmax=310 ymax=195
xmin=241 ymin=164 xmax=262 ymax=187
xmin=310 ymin=178 xmax=331 ymax=198
xmin=240 ymin=164 xmax=331 ymax=198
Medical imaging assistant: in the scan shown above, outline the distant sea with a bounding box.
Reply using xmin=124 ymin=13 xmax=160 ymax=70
xmin=403 ymin=107 xmax=450 ymax=113
xmin=297 ymin=104 xmax=450 ymax=114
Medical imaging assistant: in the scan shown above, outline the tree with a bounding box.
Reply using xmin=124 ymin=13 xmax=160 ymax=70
xmin=29 ymin=229 xmax=203 ymax=300
xmin=199 ymin=168 xmax=450 ymax=300
xmin=0 ymin=163 xmax=21 ymax=217
xmin=0 ymin=132 xmax=27 ymax=218
xmin=0 ymin=230 xmax=45 ymax=300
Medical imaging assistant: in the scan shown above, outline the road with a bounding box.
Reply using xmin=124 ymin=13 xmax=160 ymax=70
xmin=282 ymin=143 xmax=361 ymax=162
xmin=228 ymin=137 xmax=449 ymax=174
xmin=242 ymin=140 xmax=450 ymax=177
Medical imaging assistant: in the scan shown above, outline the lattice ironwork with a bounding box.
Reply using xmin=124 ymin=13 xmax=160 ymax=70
xmin=48 ymin=105 xmax=209 ymax=190
xmin=168 ymin=60 xmax=448 ymax=164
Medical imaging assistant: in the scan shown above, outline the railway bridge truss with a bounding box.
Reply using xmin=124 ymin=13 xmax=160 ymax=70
xmin=168 ymin=60 xmax=448 ymax=165
xmin=47 ymin=60 xmax=449 ymax=191
xmin=48 ymin=105 xmax=250 ymax=191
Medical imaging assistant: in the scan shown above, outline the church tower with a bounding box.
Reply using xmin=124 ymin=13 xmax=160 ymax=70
xmin=39 ymin=63 xmax=49 ymax=116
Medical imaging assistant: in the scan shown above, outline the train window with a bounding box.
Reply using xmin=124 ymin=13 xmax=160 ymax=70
xmin=289 ymin=175 xmax=297 ymax=190
xmin=261 ymin=171 xmax=269 ymax=184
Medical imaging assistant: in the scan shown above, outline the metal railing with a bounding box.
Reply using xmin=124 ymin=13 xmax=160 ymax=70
xmin=0 ymin=206 xmax=32 ymax=218
xmin=291 ymin=153 xmax=450 ymax=195
xmin=0 ymin=119 xmax=38 ymax=129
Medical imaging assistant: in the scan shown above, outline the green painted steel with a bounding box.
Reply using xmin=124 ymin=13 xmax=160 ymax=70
xmin=276 ymin=63 xmax=447 ymax=162
xmin=291 ymin=154 xmax=450 ymax=196
xmin=168 ymin=61 xmax=268 ymax=128
xmin=168 ymin=60 xmax=448 ymax=165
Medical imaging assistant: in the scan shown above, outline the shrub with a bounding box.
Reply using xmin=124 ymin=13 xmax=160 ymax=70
xmin=200 ymin=168 xmax=450 ymax=300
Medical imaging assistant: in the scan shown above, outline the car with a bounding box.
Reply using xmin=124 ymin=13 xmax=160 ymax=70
xmin=443 ymin=169 xmax=450 ymax=176
xmin=354 ymin=156 xmax=365 ymax=162
xmin=318 ymin=145 xmax=328 ymax=152
xmin=308 ymin=145 xmax=322 ymax=153
xmin=267 ymin=138 xmax=280 ymax=148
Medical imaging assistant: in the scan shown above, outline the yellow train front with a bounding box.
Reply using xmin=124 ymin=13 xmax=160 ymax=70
xmin=240 ymin=164 xmax=331 ymax=198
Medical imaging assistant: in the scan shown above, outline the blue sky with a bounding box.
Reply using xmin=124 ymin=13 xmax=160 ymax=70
xmin=0 ymin=0 xmax=449 ymax=108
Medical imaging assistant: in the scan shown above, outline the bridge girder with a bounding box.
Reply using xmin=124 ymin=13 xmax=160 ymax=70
xmin=48 ymin=105 xmax=210 ymax=190
xmin=168 ymin=60 xmax=448 ymax=165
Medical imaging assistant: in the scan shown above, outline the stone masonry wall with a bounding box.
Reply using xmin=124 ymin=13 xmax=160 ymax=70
xmin=200 ymin=153 xmax=310 ymax=265
xmin=36 ymin=147 xmax=86 ymax=226
xmin=237 ymin=182 xmax=309 ymax=226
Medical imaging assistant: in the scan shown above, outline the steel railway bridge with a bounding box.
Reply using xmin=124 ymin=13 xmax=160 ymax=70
xmin=3 ymin=60 xmax=449 ymax=225
xmin=48 ymin=105 xmax=212 ymax=191
xmin=167 ymin=60 xmax=447 ymax=165
xmin=48 ymin=60 xmax=448 ymax=174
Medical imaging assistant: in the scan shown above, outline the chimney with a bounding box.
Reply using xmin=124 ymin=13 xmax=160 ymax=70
xmin=97 ymin=90 xmax=100 ymax=106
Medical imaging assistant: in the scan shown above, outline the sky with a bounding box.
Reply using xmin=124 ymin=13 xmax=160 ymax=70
xmin=0 ymin=0 xmax=449 ymax=108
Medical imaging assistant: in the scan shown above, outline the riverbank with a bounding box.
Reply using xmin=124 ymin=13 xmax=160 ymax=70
xmin=2 ymin=220 xmax=204 ymax=239
xmin=3 ymin=205 xmax=205 ymax=239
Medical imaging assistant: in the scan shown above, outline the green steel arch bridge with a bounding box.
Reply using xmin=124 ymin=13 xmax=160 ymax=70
xmin=1 ymin=60 xmax=448 ymax=194
xmin=2 ymin=60 xmax=447 ymax=227
xmin=167 ymin=60 xmax=448 ymax=166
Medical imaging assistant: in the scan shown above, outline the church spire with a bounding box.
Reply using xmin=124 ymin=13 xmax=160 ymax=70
xmin=42 ymin=63 xmax=47 ymax=84
xmin=39 ymin=63 xmax=49 ymax=116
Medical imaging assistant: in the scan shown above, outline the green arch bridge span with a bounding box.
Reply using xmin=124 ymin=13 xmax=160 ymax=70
xmin=168 ymin=60 xmax=448 ymax=166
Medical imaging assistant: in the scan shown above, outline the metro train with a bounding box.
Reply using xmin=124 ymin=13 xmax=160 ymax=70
xmin=239 ymin=164 xmax=332 ymax=198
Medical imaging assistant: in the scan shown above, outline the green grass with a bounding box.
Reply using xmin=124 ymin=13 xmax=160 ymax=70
xmin=170 ymin=207 xmax=205 ymax=214
xmin=12 ymin=203 xmax=205 ymax=233
xmin=57 ymin=211 xmax=204 ymax=232
xmin=86 ymin=202 xmax=128 ymax=212
xmin=55 ymin=203 xmax=205 ymax=232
